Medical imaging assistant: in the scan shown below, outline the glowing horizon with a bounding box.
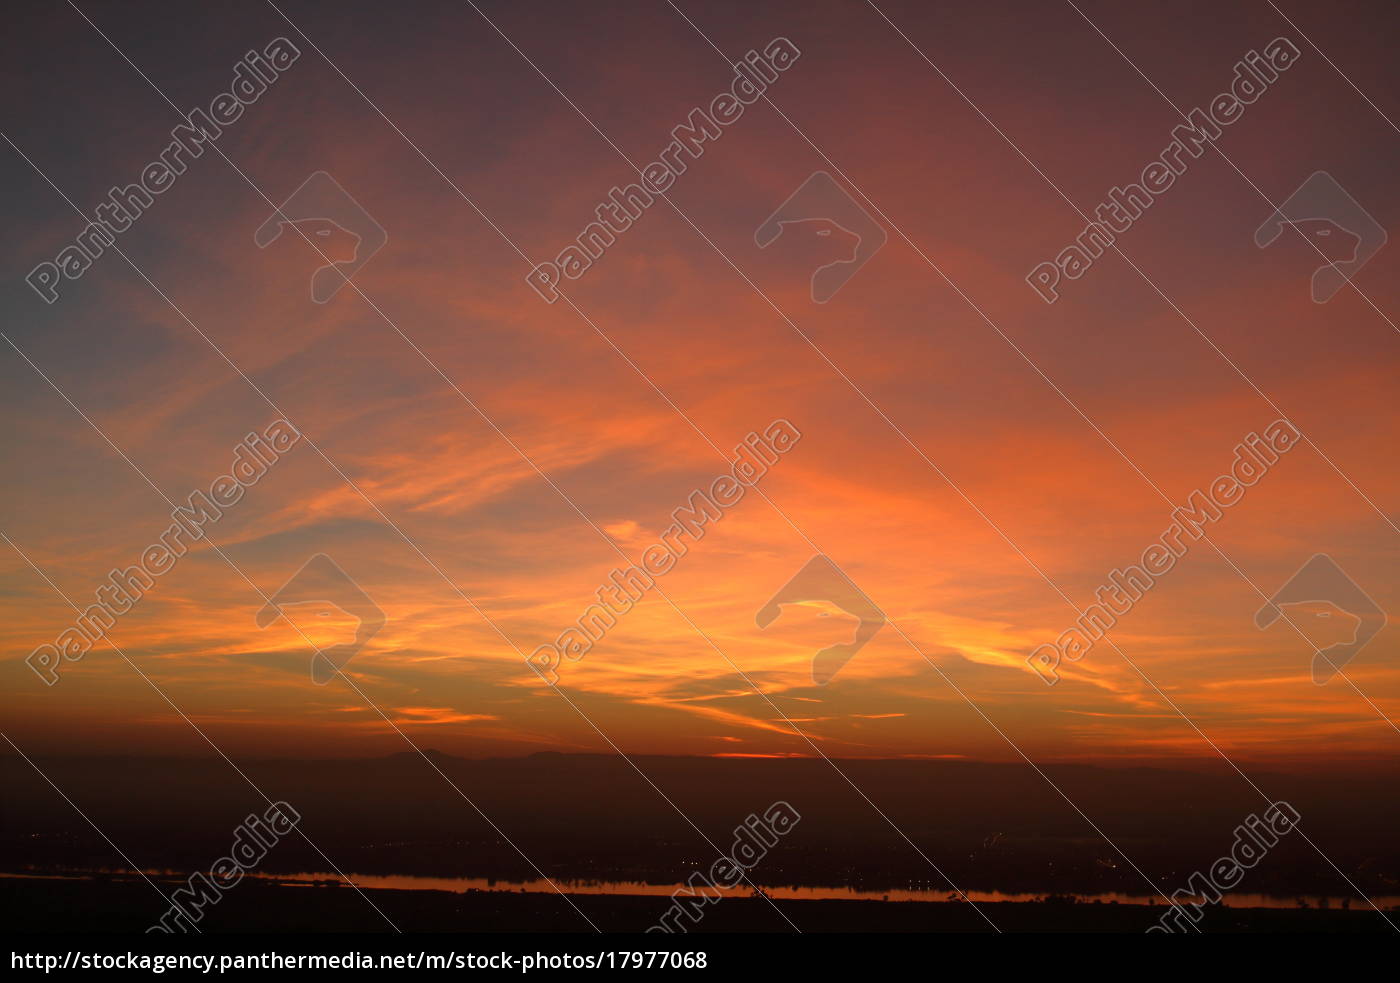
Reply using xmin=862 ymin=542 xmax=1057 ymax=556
xmin=3 ymin=0 xmax=1396 ymax=772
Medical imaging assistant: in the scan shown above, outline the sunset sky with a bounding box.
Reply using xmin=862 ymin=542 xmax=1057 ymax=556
xmin=3 ymin=0 xmax=1396 ymax=771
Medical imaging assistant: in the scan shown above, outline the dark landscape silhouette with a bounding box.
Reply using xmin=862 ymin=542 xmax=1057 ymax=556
xmin=4 ymin=752 xmax=1397 ymax=932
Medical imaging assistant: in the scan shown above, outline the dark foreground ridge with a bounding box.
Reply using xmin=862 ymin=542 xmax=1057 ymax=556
xmin=2 ymin=876 xmax=1390 ymax=934
xmin=4 ymin=751 xmax=1398 ymax=932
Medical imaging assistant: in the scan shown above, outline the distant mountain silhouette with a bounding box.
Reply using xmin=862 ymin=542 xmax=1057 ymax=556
xmin=4 ymin=753 xmax=1397 ymax=905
